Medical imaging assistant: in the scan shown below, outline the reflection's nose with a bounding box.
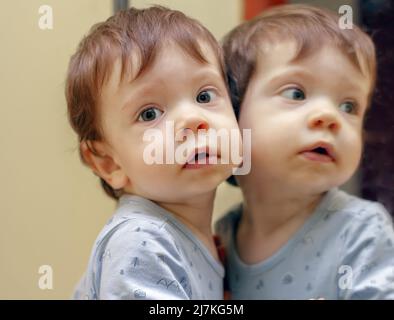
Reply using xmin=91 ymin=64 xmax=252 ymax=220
xmin=307 ymin=103 xmax=341 ymax=133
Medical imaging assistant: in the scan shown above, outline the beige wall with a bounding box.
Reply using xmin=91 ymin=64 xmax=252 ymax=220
xmin=0 ymin=0 xmax=242 ymax=299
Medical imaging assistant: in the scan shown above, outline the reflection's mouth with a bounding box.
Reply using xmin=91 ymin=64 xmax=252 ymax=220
xmin=311 ymin=147 xmax=329 ymax=156
xmin=300 ymin=142 xmax=336 ymax=162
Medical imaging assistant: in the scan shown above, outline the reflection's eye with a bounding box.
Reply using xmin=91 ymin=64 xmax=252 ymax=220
xmin=339 ymin=101 xmax=357 ymax=114
xmin=280 ymin=88 xmax=305 ymax=101
xmin=196 ymin=89 xmax=216 ymax=104
xmin=138 ymin=107 xmax=163 ymax=122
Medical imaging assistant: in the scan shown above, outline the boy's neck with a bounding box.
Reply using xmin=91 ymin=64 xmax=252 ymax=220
xmin=157 ymin=191 xmax=219 ymax=260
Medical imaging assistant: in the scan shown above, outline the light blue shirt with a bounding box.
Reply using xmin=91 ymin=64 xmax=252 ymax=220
xmin=215 ymin=188 xmax=394 ymax=299
xmin=74 ymin=195 xmax=224 ymax=300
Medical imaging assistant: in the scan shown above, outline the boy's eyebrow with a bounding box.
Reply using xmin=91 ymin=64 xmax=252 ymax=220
xmin=121 ymin=66 xmax=224 ymax=112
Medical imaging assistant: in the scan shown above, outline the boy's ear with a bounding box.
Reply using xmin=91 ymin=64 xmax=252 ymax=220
xmin=80 ymin=140 xmax=129 ymax=190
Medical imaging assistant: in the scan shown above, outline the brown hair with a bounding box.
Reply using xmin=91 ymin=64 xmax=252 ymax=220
xmin=223 ymin=4 xmax=377 ymax=118
xmin=65 ymin=6 xmax=226 ymax=199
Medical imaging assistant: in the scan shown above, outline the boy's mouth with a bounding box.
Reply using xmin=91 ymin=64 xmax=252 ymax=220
xmin=183 ymin=147 xmax=219 ymax=168
xmin=299 ymin=142 xmax=336 ymax=163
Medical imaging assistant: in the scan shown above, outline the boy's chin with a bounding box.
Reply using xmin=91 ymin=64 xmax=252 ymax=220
xmin=186 ymin=170 xmax=232 ymax=193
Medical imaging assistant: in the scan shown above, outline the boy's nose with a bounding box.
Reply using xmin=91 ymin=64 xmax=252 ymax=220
xmin=307 ymin=110 xmax=341 ymax=133
xmin=175 ymin=110 xmax=210 ymax=135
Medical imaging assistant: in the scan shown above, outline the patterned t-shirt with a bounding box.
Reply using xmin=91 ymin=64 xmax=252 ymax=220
xmin=216 ymin=188 xmax=394 ymax=299
xmin=74 ymin=195 xmax=224 ymax=299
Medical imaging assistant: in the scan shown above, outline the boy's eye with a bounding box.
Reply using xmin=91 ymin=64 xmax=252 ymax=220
xmin=280 ymin=88 xmax=305 ymax=101
xmin=196 ymin=89 xmax=216 ymax=104
xmin=339 ymin=101 xmax=357 ymax=114
xmin=138 ymin=107 xmax=163 ymax=122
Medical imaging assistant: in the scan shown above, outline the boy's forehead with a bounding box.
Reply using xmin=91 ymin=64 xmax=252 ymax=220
xmin=109 ymin=40 xmax=222 ymax=86
xmin=101 ymin=57 xmax=128 ymax=96
xmin=99 ymin=41 xmax=224 ymax=110
xmin=199 ymin=41 xmax=221 ymax=66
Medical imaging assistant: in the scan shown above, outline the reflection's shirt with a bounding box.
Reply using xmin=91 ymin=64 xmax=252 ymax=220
xmin=216 ymin=188 xmax=394 ymax=299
